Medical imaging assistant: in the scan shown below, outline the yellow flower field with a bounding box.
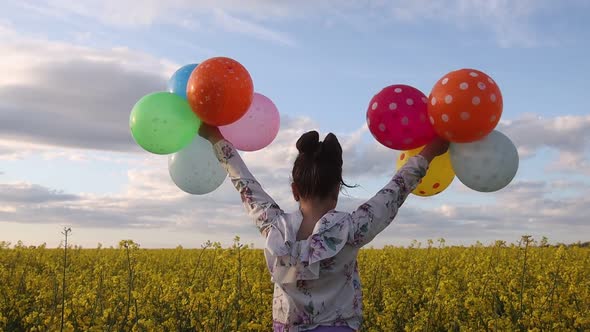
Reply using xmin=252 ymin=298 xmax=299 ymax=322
xmin=0 ymin=237 xmax=588 ymax=331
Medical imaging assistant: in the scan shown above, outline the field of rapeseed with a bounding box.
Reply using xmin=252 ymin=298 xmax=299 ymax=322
xmin=0 ymin=236 xmax=588 ymax=331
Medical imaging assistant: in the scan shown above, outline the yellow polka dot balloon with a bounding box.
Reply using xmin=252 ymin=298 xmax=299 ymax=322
xmin=396 ymin=146 xmax=455 ymax=197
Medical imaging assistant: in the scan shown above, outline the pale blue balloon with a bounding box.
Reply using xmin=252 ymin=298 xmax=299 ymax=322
xmin=168 ymin=135 xmax=227 ymax=195
xmin=450 ymin=130 xmax=519 ymax=193
xmin=167 ymin=63 xmax=198 ymax=99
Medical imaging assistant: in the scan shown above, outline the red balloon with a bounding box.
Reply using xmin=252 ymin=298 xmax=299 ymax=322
xmin=428 ymin=68 xmax=503 ymax=143
xmin=186 ymin=57 xmax=254 ymax=126
xmin=367 ymin=85 xmax=436 ymax=150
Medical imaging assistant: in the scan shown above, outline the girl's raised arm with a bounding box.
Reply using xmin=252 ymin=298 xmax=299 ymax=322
xmin=347 ymin=138 xmax=449 ymax=247
xmin=347 ymin=155 xmax=428 ymax=247
xmin=201 ymin=125 xmax=283 ymax=236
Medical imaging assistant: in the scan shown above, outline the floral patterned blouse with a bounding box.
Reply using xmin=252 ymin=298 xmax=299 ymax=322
xmin=213 ymin=140 xmax=429 ymax=332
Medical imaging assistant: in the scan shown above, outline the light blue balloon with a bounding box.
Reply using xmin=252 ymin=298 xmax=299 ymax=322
xmin=167 ymin=63 xmax=198 ymax=99
xmin=168 ymin=135 xmax=227 ymax=195
xmin=450 ymin=130 xmax=519 ymax=193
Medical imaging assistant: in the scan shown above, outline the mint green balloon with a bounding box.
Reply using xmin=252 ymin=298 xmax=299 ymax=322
xmin=130 ymin=92 xmax=201 ymax=154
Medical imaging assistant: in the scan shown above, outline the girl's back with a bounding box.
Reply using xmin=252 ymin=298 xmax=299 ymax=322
xmin=200 ymin=126 xmax=447 ymax=332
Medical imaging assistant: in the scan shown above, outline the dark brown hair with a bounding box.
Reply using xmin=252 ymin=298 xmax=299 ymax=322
xmin=292 ymin=131 xmax=353 ymax=200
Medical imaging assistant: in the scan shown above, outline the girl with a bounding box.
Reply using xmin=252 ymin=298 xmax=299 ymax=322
xmin=200 ymin=125 xmax=449 ymax=332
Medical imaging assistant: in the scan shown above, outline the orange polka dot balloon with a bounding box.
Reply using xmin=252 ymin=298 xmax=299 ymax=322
xmin=428 ymin=69 xmax=503 ymax=143
xmin=187 ymin=57 xmax=254 ymax=126
xmin=396 ymin=146 xmax=455 ymax=197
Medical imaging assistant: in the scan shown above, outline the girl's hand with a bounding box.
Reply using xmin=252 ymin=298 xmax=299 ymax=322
xmin=198 ymin=124 xmax=224 ymax=144
xmin=419 ymin=137 xmax=450 ymax=163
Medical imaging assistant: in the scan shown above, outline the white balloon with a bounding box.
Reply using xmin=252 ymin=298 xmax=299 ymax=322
xmin=168 ymin=135 xmax=227 ymax=195
xmin=450 ymin=130 xmax=519 ymax=192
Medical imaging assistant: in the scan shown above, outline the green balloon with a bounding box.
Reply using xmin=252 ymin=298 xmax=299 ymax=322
xmin=130 ymin=92 xmax=201 ymax=154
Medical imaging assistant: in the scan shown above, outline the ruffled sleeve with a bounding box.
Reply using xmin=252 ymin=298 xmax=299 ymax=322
xmin=213 ymin=140 xmax=284 ymax=236
xmin=348 ymin=155 xmax=428 ymax=247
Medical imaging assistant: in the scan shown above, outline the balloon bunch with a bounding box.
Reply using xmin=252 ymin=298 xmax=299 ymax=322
xmin=367 ymin=68 xmax=518 ymax=196
xmin=129 ymin=57 xmax=280 ymax=195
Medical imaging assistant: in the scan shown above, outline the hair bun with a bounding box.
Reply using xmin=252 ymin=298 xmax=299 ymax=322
xmin=296 ymin=131 xmax=320 ymax=154
xmin=321 ymin=133 xmax=343 ymax=164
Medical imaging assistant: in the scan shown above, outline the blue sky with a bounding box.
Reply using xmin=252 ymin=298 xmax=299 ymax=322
xmin=1 ymin=0 xmax=589 ymax=248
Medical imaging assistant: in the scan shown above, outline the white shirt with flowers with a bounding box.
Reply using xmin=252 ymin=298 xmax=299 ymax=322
xmin=213 ymin=140 xmax=428 ymax=332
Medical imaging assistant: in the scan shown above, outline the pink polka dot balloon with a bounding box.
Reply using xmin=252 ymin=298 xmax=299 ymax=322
xmin=366 ymin=85 xmax=436 ymax=150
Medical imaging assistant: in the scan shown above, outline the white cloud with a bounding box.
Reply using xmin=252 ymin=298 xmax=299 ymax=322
xmin=15 ymin=0 xmax=299 ymax=46
xmin=387 ymin=0 xmax=548 ymax=47
xmin=0 ymin=23 xmax=177 ymax=87
xmin=3 ymin=170 xmax=589 ymax=247
xmin=500 ymin=113 xmax=590 ymax=154
xmin=212 ymin=9 xmax=296 ymax=47
xmin=0 ymin=24 xmax=181 ymax=151
xmin=548 ymin=151 xmax=590 ymax=175
xmin=499 ymin=113 xmax=590 ymax=174
xmin=31 ymin=0 xmax=307 ymax=25
xmin=0 ymin=182 xmax=79 ymax=203
xmin=12 ymin=0 xmax=576 ymax=47
xmin=435 ymin=204 xmax=458 ymax=218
